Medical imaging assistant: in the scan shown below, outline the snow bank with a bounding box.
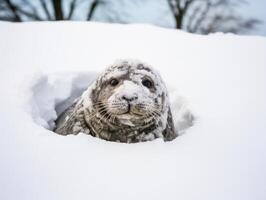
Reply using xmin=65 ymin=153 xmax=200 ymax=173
xmin=0 ymin=21 xmax=266 ymax=200
xmin=29 ymin=72 xmax=97 ymax=129
xmin=28 ymin=70 xmax=192 ymax=134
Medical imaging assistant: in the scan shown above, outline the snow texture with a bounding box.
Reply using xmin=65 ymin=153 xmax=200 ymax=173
xmin=0 ymin=21 xmax=266 ymax=200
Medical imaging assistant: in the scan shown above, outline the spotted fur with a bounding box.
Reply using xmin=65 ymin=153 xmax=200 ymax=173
xmin=54 ymin=59 xmax=177 ymax=143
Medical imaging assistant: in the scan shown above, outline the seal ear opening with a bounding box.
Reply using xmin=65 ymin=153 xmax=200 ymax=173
xmin=163 ymin=109 xmax=178 ymax=141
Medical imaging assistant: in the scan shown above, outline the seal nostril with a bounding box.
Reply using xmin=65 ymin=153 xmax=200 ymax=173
xmin=122 ymin=96 xmax=127 ymax=101
xmin=133 ymin=96 xmax=138 ymax=101
xmin=122 ymin=96 xmax=138 ymax=102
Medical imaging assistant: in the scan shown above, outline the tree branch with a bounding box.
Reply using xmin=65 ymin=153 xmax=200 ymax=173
xmin=20 ymin=0 xmax=42 ymax=20
xmin=190 ymin=0 xmax=213 ymax=33
xmin=201 ymin=14 xmax=260 ymax=34
xmin=183 ymin=0 xmax=193 ymax=12
xmin=167 ymin=0 xmax=178 ymax=15
xmin=16 ymin=6 xmax=42 ymax=20
xmin=3 ymin=0 xmax=21 ymax=22
xmin=67 ymin=0 xmax=77 ymax=20
xmin=39 ymin=0 xmax=52 ymax=20
xmin=87 ymin=0 xmax=100 ymax=20
xmin=168 ymin=0 xmax=194 ymax=29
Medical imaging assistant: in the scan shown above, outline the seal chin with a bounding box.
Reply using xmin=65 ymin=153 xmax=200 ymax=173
xmin=115 ymin=108 xmax=146 ymax=126
xmin=118 ymin=112 xmax=141 ymax=119
xmin=117 ymin=113 xmax=146 ymax=127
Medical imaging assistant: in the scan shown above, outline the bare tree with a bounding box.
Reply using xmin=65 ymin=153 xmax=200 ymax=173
xmin=0 ymin=0 xmax=260 ymax=35
xmin=0 ymin=0 xmax=100 ymax=21
xmin=167 ymin=0 xmax=260 ymax=34
xmin=87 ymin=0 xmax=103 ymax=20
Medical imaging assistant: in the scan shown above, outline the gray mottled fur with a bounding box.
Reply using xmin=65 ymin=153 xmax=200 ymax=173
xmin=54 ymin=60 xmax=177 ymax=143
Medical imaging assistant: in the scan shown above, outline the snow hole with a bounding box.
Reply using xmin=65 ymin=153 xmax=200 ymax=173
xmin=30 ymin=72 xmax=194 ymax=137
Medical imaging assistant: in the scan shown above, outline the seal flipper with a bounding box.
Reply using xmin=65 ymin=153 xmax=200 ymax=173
xmin=162 ymin=108 xmax=178 ymax=141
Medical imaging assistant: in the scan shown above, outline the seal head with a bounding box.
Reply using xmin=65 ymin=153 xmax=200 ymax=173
xmin=55 ymin=59 xmax=177 ymax=143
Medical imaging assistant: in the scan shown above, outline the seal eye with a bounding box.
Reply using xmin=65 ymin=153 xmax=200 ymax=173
xmin=110 ymin=78 xmax=119 ymax=86
xmin=142 ymin=79 xmax=153 ymax=88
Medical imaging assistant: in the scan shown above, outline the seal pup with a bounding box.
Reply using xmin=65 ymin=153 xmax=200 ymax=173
xmin=54 ymin=59 xmax=177 ymax=143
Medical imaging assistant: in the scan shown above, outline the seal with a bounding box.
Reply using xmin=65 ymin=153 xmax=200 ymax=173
xmin=54 ymin=59 xmax=177 ymax=143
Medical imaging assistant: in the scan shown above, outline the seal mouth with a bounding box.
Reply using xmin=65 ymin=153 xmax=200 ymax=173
xmin=125 ymin=103 xmax=131 ymax=114
xmin=119 ymin=111 xmax=142 ymax=117
xmin=119 ymin=103 xmax=144 ymax=117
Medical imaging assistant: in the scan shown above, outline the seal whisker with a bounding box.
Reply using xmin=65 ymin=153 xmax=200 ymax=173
xmin=98 ymin=110 xmax=111 ymax=124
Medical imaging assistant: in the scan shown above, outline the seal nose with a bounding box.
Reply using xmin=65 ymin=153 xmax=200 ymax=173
xmin=122 ymin=95 xmax=138 ymax=102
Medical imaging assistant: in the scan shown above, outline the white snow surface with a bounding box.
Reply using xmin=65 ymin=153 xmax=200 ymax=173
xmin=0 ymin=21 xmax=266 ymax=200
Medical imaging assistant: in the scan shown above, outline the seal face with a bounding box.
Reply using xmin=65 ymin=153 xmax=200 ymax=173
xmin=54 ymin=59 xmax=177 ymax=143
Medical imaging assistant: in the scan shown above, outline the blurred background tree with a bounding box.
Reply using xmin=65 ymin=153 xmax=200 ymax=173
xmin=0 ymin=0 xmax=261 ymax=35
xmin=0 ymin=0 xmax=101 ymax=21
xmin=167 ymin=0 xmax=260 ymax=34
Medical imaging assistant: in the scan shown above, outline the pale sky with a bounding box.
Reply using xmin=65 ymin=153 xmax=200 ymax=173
xmin=239 ymin=0 xmax=266 ymax=36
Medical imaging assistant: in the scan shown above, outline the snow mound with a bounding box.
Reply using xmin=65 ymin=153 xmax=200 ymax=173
xmin=29 ymin=71 xmax=194 ymax=136
xmin=0 ymin=22 xmax=266 ymax=200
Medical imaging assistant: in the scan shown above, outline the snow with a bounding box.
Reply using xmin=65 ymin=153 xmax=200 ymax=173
xmin=0 ymin=21 xmax=266 ymax=200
